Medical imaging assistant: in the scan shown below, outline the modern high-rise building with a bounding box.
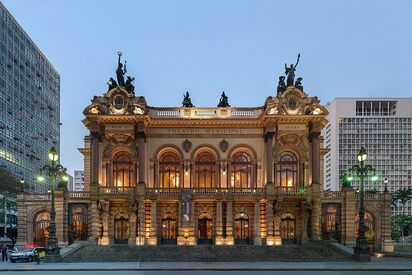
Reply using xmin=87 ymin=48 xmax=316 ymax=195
xmin=71 ymin=170 xmax=84 ymax=192
xmin=323 ymin=98 xmax=412 ymax=215
xmin=0 ymin=2 xmax=60 ymax=193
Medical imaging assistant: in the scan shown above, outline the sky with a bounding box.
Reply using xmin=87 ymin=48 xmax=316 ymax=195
xmin=2 ymin=0 xmax=412 ymax=175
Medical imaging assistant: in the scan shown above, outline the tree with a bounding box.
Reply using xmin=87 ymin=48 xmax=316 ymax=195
xmin=0 ymin=167 xmax=22 ymax=194
xmin=392 ymin=187 xmax=412 ymax=245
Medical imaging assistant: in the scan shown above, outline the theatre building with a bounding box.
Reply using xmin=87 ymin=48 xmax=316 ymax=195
xmin=16 ymin=62 xmax=393 ymax=252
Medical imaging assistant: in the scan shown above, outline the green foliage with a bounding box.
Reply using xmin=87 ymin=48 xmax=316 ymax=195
xmin=392 ymin=214 xmax=412 ymax=240
xmin=393 ymin=188 xmax=412 ymax=212
xmin=57 ymin=180 xmax=68 ymax=189
xmin=0 ymin=167 xmax=22 ymax=194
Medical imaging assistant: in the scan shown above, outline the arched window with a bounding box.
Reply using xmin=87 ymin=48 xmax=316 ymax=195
xmin=276 ymin=152 xmax=298 ymax=187
xmin=33 ymin=211 xmax=50 ymax=246
xmin=230 ymin=152 xmax=252 ymax=189
xmin=195 ymin=152 xmax=216 ymax=188
xmin=159 ymin=152 xmax=181 ymax=189
xmin=113 ymin=152 xmax=134 ymax=187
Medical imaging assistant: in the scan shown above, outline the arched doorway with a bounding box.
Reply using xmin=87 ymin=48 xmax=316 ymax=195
xmin=234 ymin=212 xmax=249 ymax=244
xmin=33 ymin=211 xmax=50 ymax=246
xmin=161 ymin=212 xmax=177 ymax=244
xmin=355 ymin=212 xmax=375 ymax=251
xmin=68 ymin=204 xmax=88 ymax=245
xmin=114 ymin=213 xmax=129 ymax=244
xmin=281 ymin=213 xmax=296 ymax=244
xmin=198 ymin=212 xmax=213 ymax=244
xmin=321 ymin=205 xmax=340 ymax=241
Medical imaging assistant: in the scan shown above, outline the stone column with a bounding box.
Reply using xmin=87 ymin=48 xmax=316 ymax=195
xmin=381 ymin=192 xmax=394 ymax=252
xmin=309 ymin=122 xmax=321 ymax=185
xmin=88 ymin=196 xmax=101 ymax=245
xmin=129 ymin=214 xmax=137 ymax=245
xmin=137 ymin=201 xmax=146 ymax=245
xmin=55 ymin=188 xmax=67 ymax=246
xmin=149 ymin=201 xmax=157 ymax=245
xmin=215 ymin=200 xmax=223 ymax=244
xmin=341 ymin=187 xmax=356 ymax=247
xmin=266 ymin=200 xmax=274 ymax=245
xmin=225 ymin=200 xmax=234 ymax=244
xmin=137 ymin=129 xmax=146 ymax=185
xmin=265 ymin=131 xmax=274 ymax=184
xmin=254 ymin=200 xmax=262 ymax=245
xmin=90 ymin=131 xmax=101 ymax=185
xmin=310 ymin=183 xmax=321 ymax=240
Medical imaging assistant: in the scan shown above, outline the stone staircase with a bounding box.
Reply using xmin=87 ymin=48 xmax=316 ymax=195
xmin=63 ymin=241 xmax=352 ymax=262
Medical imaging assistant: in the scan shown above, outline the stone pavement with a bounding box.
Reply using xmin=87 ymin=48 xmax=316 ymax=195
xmin=1 ymin=257 xmax=412 ymax=271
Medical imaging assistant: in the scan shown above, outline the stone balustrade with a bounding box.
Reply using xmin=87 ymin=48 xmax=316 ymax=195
xmin=151 ymin=107 xmax=262 ymax=119
xmin=100 ymin=186 xmax=135 ymax=195
xmin=321 ymin=191 xmax=342 ymax=199
xmin=277 ymin=187 xmax=306 ymax=196
xmin=68 ymin=191 xmax=90 ymax=198
xmin=355 ymin=193 xmax=384 ymax=200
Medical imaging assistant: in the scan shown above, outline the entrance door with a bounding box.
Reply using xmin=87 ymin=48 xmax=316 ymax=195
xmin=161 ymin=212 xmax=177 ymax=244
xmin=234 ymin=213 xmax=249 ymax=244
xmin=114 ymin=213 xmax=129 ymax=244
xmin=198 ymin=213 xmax=213 ymax=244
xmin=281 ymin=213 xmax=296 ymax=245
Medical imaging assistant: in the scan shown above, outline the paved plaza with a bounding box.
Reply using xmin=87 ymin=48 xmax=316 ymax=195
xmin=1 ymin=257 xmax=412 ymax=274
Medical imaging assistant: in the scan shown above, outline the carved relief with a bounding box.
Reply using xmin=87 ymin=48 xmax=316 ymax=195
xmin=219 ymin=139 xmax=229 ymax=152
xmin=182 ymin=139 xmax=192 ymax=153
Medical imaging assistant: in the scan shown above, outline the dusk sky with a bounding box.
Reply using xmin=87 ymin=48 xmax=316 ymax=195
xmin=2 ymin=0 xmax=411 ymax=175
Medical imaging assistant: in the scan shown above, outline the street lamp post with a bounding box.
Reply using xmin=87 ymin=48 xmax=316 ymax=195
xmin=345 ymin=147 xmax=378 ymax=262
xmin=37 ymin=147 xmax=69 ymax=262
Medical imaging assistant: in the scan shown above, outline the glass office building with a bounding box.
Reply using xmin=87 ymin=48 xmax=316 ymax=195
xmin=0 ymin=2 xmax=60 ymax=193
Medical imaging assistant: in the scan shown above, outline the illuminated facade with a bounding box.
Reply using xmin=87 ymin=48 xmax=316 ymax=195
xmin=17 ymin=67 xmax=393 ymax=252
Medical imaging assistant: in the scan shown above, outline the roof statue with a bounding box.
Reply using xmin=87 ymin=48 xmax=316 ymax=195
xmin=116 ymin=52 xmax=127 ymax=87
xmin=217 ymin=91 xmax=230 ymax=107
xmin=107 ymin=77 xmax=117 ymax=91
xmin=106 ymin=52 xmax=135 ymax=93
xmin=276 ymin=76 xmax=286 ymax=96
xmin=284 ymin=53 xmax=300 ymax=87
xmin=125 ymin=76 xmax=135 ymax=94
xmin=295 ymin=77 xmax=303 ymax=91
xmin=182 ymin=91 xmax=194 ymax=107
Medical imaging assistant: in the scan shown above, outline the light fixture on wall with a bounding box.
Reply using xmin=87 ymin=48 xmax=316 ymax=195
xmin=222 ymin=161 xmax=226 ymax=174
xmin=184 ymin=160 xmax=189 ymax=176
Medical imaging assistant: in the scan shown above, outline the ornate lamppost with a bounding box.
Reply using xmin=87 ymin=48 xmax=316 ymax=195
xmin=344 ymin=147 xmax=378 ymax=262
xmin=37 ymin=147 xmax=69 ymax=262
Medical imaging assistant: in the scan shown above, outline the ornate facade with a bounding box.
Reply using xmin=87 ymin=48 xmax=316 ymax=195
xmin=17 ymin=75 xmax=393 ymax=252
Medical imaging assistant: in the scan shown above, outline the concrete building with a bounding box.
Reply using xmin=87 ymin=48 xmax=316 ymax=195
xmin=17 ymin=58 xmax=392 ymax=252
xmin=72 ymin=170 xmax=84 ymax=191
xmin=323 ymin=98 xmax=412 ymax=216
xmin=0 ymin=2 xmax=60 ymax=193
xmin=67 ymin=174 xmax=74 ymax=192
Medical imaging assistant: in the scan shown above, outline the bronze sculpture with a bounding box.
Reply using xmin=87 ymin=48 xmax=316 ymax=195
xmin=107 ymin=77 xmax=118 ymax=91
xmin=285 ymin=53 xmax=300 ymax=87
xmin=277 ymin=76 xmax=287 ymax=96
xmin=295 ymin=77 xmax=303 ymax=91
xmin=116 ymin=52 xmax=127 ymax=87
xmin=125 ymin=76 xmax=135 ymax=93
xmin=217 ymin=91 xmax=230 ymax=107
xmin=182 ymin=92 xmax=194 ymax=107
